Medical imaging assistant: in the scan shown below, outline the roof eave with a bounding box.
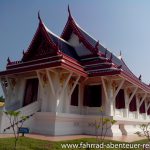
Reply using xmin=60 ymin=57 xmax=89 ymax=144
xmin=120 ymin=70 xmax=150 ymax=93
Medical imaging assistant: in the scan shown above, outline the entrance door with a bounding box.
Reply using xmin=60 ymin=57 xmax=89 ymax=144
xmin=23 ymin=78 xmax=39 ymax=106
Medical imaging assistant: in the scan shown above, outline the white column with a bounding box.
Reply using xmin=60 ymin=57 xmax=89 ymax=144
xmin=124 ymin=88 xmax=129 ymax=118
xmin=127 ymin=87 xmax=138 ymax=119
xmin=56 ymin=72 xmax=73 ymax=113
xmin=138 ymin=93 xmax=147 ymax=119
xmin=36 ymin=71 xmax=45 ymax=111
xmin=106 ymin=80 xmax=114 ymax=116
xmin=146 ymin=101 xmax=150 ymax=120
xmin=0 ymin=78 xmax=7 ymax=99
xmin=136 ymin=95 xmax=140 ymax=119
xmin=113 ymin=79 xmax=125 ymax=116
xmin=102 ymin=78 xmax=125 ymax=117
xmin=46 ymin=69 xmax=56 ymax=96
xmin=145 ymin=100 xmax=147 ymax=120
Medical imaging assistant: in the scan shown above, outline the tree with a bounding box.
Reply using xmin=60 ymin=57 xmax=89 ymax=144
xmin=135 ymin=123 xmax=150 ymax=150
xmin=135 ymin=123 xmax=150 ymax=142
xmin=94 ymin=107 xmax=117 ymax=143
xmin=0 ymin=95 xmax=5 ymax=102
xmin=3 ymin=110 xmax=28 ymax=150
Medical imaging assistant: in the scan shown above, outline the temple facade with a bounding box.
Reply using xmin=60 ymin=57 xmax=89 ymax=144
xmin=0 ymin=8 xmax=150 ymax=136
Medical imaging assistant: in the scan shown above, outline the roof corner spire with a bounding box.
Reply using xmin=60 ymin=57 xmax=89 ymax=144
xmin=23 ymin=49 xmax=25 ymax=55
xmin=38 ymin=10 xmax=42 ymax=22
xmin=68 ymin=4 xmax=72 ymax=18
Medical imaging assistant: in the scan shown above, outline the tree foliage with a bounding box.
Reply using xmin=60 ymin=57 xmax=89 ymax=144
xmin=94 ymin=107 xmax=117 ymax=143
xmin=0 ymin=95 xmax=5 ymax=102
xmin=135 ymin=123 xmax=150 ymax=142
xmin=3 ymin=110 xmax=29 ymax=150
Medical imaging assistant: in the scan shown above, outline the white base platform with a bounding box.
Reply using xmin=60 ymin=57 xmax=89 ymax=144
xmin=1 ymin=112 xmax=148 ymax=137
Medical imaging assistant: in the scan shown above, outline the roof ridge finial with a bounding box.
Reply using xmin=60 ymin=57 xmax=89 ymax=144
xmin=38 ymin=10 xmax=42 ymax=22
xmin=95 ymin=40 xmax=99 ymax=52
xmin=139 ymin=74 xmax=142 ymax=81
xmin=7 ymin=57 xmax=11 ymax=63
xmin=118 ymin=50 xmax=122 ymax=59
xmin=104 ymin=49 xmax=107 ymax=57
xmin=117 ymin=65 xmax=122 ymax=69
xmin=57 ymin=38 xmax=60 ymax=52
xmin=109 ymin=53 xmax=113 ymax=61
xmin=119 ymin=50 xmax=122 ymax=56
xmin=68 ymin=4 xmax=72 ymax=17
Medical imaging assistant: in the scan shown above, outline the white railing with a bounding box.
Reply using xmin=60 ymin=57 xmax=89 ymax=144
xmin=128 ymin=111 xmax=137 ymax=119
xmin=80 ymin=107 xmax=102 ymax=115
xmin=87 ymin=107 xmax=102 ymax=115
xmin=139 ymin=113 xmax=146 ymax=120
xmin=147 ymin=115 xmax=150 ymax=119
xmin=115 ymin=109 xmax=124 ymax=117
xmin=69 ymin=106 xmax=80 ymax=114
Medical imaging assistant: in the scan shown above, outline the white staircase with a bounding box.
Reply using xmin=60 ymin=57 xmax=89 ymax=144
xmin=18 ymin=101 xmax=40 ymax=116
xmin=0 ymin=101 xmax=40 ymax=133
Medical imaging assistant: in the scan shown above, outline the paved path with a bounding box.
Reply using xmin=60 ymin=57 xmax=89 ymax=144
xmin=0 ymin=134 xmax=146 ymax=142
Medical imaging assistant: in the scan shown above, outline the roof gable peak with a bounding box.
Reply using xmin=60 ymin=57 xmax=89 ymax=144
xmin=38 ymin=11 xmax=42 ymax=22
xmin=68 ymin=5 xmax=72 ymax=19
xmin=61 ymin=7 xmax=99 ymax=55
xmin=22 ymin=13 xmax=59 ymax=61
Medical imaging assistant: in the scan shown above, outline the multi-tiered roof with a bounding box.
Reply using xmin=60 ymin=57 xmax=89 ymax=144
xmin=0 ymin=7 xmax=150 ymax=92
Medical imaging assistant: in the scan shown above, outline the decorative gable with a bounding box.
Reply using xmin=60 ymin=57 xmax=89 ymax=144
xmin=22 ymin=21 xmax=58 ymax=62
xmin=61 ymin=7 xmax=98 ymax=56
xmin=30 ymin=37 xmax=56 ymax=60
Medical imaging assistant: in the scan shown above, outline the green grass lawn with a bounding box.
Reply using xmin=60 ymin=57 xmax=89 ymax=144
xmin=0 ymin=137 xmax=148 ymax=150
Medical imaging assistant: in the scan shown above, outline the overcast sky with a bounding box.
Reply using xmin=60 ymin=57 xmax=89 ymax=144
xmin=0 ymin=0 xmax=150 ymax=96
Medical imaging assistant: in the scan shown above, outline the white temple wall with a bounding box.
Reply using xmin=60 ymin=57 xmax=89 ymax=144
xmin=5 ymin=77 xmax=26 ymax=110
xmin=62 ymin=87 xmax=72 ymax=113
xmin=36 ymin=70 xmax=59 ymax=113
xmin=2 ymin=72 xmax=150 ymax=136
xmin=17 ymin=78 xmax=26 ymax=108
xmin=31 ymin=112 xmax=56 ymax=135
xmin=40 ymin=84 xmax=53 ymax=112
xmin=104 ymin=80 xmax=114 ymax=116
xmin=30 ymin=112 xmax=115 ymax=136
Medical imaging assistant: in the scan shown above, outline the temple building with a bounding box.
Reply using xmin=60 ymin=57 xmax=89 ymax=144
xmin=0 ymin=7 xmax=150 ymax=136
